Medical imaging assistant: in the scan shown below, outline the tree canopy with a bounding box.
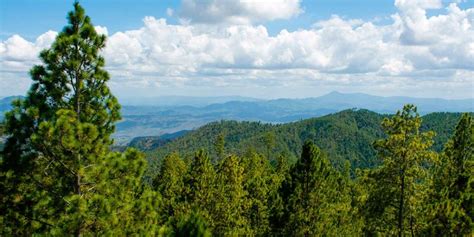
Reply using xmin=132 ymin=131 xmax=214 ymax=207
xmin=0 ymin=3 xmax=160 ymax=235
xmin=0 ymin=2 xmax=472 ymax=236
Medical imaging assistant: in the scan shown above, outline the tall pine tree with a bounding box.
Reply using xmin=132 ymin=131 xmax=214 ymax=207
xmin=268 ymin=154 xmax=291 ymax=235
xmin=425 ymin=113 xmax=473 ymax=235
xmin=184 ymin=150 xmax=216 ymax=229
xmin=241 ymin=151 xmax=272 ymax=236
xmin=214 ymin=155 xmax=249 ymax=235
xmin=284 ymin=141 xmax=355 ymax=235
xmin=155 ymin=152 xmax=187 ymax=219
xmin=0 ymin=3 xmax=159 ymax=235
xmin=214 ymin=133 xmax=225 ymax=161
xmin=363 ymin=104 xmax=437 ymax=236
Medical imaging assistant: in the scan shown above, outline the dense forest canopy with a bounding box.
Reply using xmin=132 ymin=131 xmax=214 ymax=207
xmin=140 ymin=110 xmax=467 ymax=178
xmin=0 ymin=3 xmax=473 ymax=236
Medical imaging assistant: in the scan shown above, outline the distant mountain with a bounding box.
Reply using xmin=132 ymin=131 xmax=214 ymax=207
xmin=128 ymin=130 xmax=190 ymax=151
xmin=118 ymin=95 xmax=262 ymax=107
xmin=2 ymin=92 xmax=472 ymax=143
xmin=115 ymin=92 xmax=473 ymax=142
xmin=298 ymin=91 xmax=474 ymax=114
xmin=119 ymin=91 xmax=473 ymax=113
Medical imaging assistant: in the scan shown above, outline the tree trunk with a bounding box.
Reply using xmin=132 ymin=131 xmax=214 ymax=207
xmin=74 ymin=73 xmax=81 ymax=119
xmin=74 ymin=43 xmax=82 ymax=236
xmin=398 ymin=171 xmax=405 ymax=237
xmin=75 ymin=156 xmax=82 ymax=237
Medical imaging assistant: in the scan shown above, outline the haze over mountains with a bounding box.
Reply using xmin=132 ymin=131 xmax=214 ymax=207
xmin=119 ymin=91 xmax=473 ymax=112
xmin=1 ymin=91 xmax=473 ymax=144
xmin=120 ymin=95 xmax=261 ymax=107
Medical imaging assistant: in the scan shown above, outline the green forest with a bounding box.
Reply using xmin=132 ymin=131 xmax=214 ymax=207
xmin=138 ymin=109 xmax=467 ymax=178
xmin=0 ymin=3 xmax=473 ymax=236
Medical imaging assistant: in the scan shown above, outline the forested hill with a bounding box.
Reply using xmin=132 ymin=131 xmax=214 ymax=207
xmin=143 ymin=109 xmax=466 ymax=174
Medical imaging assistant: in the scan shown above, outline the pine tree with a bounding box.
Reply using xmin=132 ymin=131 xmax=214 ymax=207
xmin=0 ymin=3 xmax=159 ymax=235
xmin=337 ymin=161 xmax=365 ymax=235
xmin=241 ymin=151 xmax=272 ymax=236
xmin=214 ymin=133 xmax=225 ymax=161
xmin=363 ymin=104 xmax=437 ymax=236
xmin=284 ymin=140 xmax=352 ymax=236
xmin=155 ymin=152 xmax=187 ymax=219
xmin=263 ymin=131 xmax=276 ymax=160
xmin=172 ymin=211 xmax=212 ymax=237
xmin=214 ymin=155 xmax=249 ymax=235
xmin=425 ymin=113 xmax=473 ymax=235
xmin=268 ymin=154 xmax=290 ymax=235
xmin=184 ymin=150 xmax=216 ymax=228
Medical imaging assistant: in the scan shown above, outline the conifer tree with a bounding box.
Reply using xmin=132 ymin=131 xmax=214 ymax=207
xmin=155 ymin=152 xmax=187 ymax=218
xmin=214 ymin=133 xmax=225 ymax=161
xmin=425 ymin=113 xmax=473 ymax=235
xmin=214 ymin=155 xmax=249 ymax=235
xmin=172 ymin=211 xmax=212 ymax=237
xmin=268 ymin=154 xmax=290 ymax=234
xmin=0 ymin=3 xmax=159 ymax=235
xmin=284 ymin=141 xmax=351 ymax=235
xmin=263 ymin=131 xmax=276 ymax=160
xmin=185 ymin=150 xmax=216 ymax=228
xmin=337 ymin=161 xmax=365 ymax=235
xmin=241 ymin=151 xmax=272 ymax=235
xmin=363 ymin=104 xmax=437 ymax=236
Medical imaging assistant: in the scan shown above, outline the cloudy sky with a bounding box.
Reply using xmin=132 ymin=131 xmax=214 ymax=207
xmin=1 ymin=0 xmax=473 ymax=99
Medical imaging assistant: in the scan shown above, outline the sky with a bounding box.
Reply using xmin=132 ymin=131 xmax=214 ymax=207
xmin=0 ymin=0 xmax=473 ymax=100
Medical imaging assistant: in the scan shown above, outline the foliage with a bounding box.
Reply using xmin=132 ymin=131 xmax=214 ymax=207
xmin=424 ymin=113 xmax=474 ymax=235
xmin=0 ymin=3 xmax=160 ymax=235
xmin=214 ymin=132 xmax=226 ymax=161
xmin=213 ymin=155 xmax=249 ymax=235
xmin=155 ymin=152 xmax=187 ymax=218
xmin=362 ymin=104 xmax=437 ymax=236
xmin=282 ymin=141 xmax=361 ymax=235
xmin=0 ymin=2 xmax=472 ymax=236
xmin=159 ymin=210 xmax=212 ymax=237
xmin=241 ymin=151 xmax=273 ymax=235
xmin=184 ymin=150 xmax=217 ymax=228
xmin=146 ymin=110 xmax=464 ymax=178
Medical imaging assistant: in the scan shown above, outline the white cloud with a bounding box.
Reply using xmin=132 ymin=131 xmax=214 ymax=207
xmin=1 ymin=35 xmax=37 ymax=62
xmin=0 ymin=31 xmax=57 ymax=72
xmin=395 ymin=0 xmax=442 ymax=10
xmin=94 ymin=26 xmax=109 ymax=36
xmin=179 ymin=0 xmax=302 ymax=24
xmin=0 ymin=31 xmax=57 ymax=95
xmin=1 ymin=0 xmax=473 ymax=99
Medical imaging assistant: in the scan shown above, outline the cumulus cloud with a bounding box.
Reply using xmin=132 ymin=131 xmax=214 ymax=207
xmin=179 ymin=0 xmax=302 ymax=24
xmin=1 ymin=0 xmax=473 ymax=98
xmin=94 ymin=26 xmax=109 ymax=36
xmin=0 ymin=31 xmax=57 ymax=72
xmin=0 ymin=31 xmax=57 ymax=95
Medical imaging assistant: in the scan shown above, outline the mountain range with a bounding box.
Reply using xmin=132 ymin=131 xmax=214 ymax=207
xmin=1 ymin=92 xmax=472 ymax=144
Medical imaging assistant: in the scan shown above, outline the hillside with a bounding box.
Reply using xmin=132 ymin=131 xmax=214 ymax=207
xmin=127 ymin=130 xmax=190 ymax=151
xmin=144 ymin=109 xmax=467 ymax=174
xmin=2 ymin=93 xmax=472 ymax=144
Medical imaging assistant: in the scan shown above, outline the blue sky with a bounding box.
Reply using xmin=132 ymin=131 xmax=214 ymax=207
xmin=1 ymin=0 xmax=473 ymax=99
xmin=0 ymin=0 xmax=402 ymax=39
